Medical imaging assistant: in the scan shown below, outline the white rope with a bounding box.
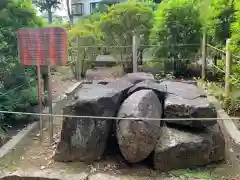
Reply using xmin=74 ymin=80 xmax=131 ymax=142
xmin=211 ymin=64 xmax=225 ymax=73
xmin=70 ymin=44 xmax=200 ymax=48
xmin=207 ymin=44 xmax=226 ymax=54
xmin=211 ymin=64 xmax=238 ymax=81
xmin=0 ymin=110 xmax=238 ymax=121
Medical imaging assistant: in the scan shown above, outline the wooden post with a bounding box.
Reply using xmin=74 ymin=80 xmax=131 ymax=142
xmin=132 ymin=34 xmax=139 ymax=73
xmin=37 ymin=65 xmax=43 ymax=142
xmin=225 ymin=38 xmax=232 ymax=97
xmin=201 ymin=32 xmax=207 ymax=80
xmin=76 ymin=36 xmax=82 ymax=80
xmin=47 ymin=60 xmax=53 ymax=144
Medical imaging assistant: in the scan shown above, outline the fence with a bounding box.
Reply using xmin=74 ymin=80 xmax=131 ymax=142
xmin=67 ymin=34 xmax=202 ymax=80
xmin=68 ymin=35 xmax=140 ymax=80
xmin=201 ymin=33 xmax=240 ymax=97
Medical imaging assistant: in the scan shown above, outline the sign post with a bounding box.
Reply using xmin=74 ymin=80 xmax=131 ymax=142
xmin=37 ymin=61 xmax=43 ymax=141
xmin=47 ymin=60 xmax=53 ymax=144
xmin=17 ymin=27 xmax=68 ymax=143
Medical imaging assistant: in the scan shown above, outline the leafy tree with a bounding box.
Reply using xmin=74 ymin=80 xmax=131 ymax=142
xmin=65 ymin=0 xmax=73 ymax=23
xmin=204 ymin=0 xmax=235 ymax=47
xmin=99 ymin=1 xmax=153 ymax=71
xmin=151 ymin=0 xmax=202 ymax=76
xmin=99 ymin=1 xmax=153 ymax=46
xmin=231 ymin=0 xmax=240 ymax=53
xmin=68 ymin=14 xmax=101 ymax=78
xmin=0 ymin=0 xmax=44 ymax=132
xmin=33 ymin=0 xmax=62 ymax=23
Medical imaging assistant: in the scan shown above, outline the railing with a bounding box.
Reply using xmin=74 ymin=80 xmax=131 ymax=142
xmin=201 ymin=33 xmax=240 ymax=96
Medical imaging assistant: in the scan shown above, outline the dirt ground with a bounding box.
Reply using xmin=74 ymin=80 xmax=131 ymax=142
xmin=1 ymin=67 xmax=240 ymax=180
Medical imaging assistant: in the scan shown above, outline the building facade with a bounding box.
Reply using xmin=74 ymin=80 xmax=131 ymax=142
xmin=71 ymin=0 xmax=125 ymax=19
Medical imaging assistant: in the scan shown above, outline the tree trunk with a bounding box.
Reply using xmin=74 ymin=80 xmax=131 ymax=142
xmin=48 ymin=8 xmax=52 ymax=24
xmin=66 ymin=0 xmax=73 ymax=23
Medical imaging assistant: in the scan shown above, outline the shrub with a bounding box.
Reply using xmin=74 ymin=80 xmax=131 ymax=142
xmin=151 ymin=0 xmax=202 ymax=76
xmin=231 ymin=1 xmax=240 ymax=54
xmin=0 ymin=0 xmax=44 ymax=133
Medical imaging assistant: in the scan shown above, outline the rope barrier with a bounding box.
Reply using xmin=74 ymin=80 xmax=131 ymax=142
xmin=0 ymin=110 xmax=238 ymax=121
xmin=211 ymin=64 xmax=238 ymax=81
xmin=140 ymin=44 xmax=200 ymax=47
xmin=69 ymin=44 xmax=200 ymax=49
xmin=207 ymin=44 xmax=226 ymax=54
xmin=211 ymin=64 xmax=225 ymax=73
xmin=232 ymin=54 xmax=240 ymax=60
xmin=207 ymin=43 xmax=240 ymax=59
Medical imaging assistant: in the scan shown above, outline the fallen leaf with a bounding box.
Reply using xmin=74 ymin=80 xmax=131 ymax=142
xmin=47 ymin=160 xmax=52 ymax=166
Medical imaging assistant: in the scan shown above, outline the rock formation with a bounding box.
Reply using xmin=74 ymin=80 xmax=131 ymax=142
xmin=55 ymin=73 xmax=225 ymax=171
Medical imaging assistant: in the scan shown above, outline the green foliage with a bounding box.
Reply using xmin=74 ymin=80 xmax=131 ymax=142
xmin=152 ymin=0 xmax=201 ymax=58
xmin=198 ymin=78 xmax=240 ymax=117
xmin=68 ymin=13 xmax=101 ymax=78
xmin=231 ymin=0 xmax=240 ymax=54
xmin=69 ymin=1 xmax=154 ymax=75
xmin=0 ymin=0 xmax=44 ymax=59
xmin=0 ymin=0 xmax=43 ymax=135
xmin=151 ymin=0 xmax=201 ymax=76
xmin=201 ymin=0 xmax=235 ymax=46
xmin=170 ymin=168 xmax=214 ymax=180
xmin=33 ymin=0 xmax=62 ymax=12
xmin=99 ymin=1 xmax=153 ymax=46
xmin=99 ymin=1 xmax=153 ymax=72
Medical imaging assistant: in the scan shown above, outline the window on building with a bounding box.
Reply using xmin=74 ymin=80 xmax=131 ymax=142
xmin=90 ymin=2 xmax=99 ymax=14
xmin=72 ymin=3 xmax=84 ymax=15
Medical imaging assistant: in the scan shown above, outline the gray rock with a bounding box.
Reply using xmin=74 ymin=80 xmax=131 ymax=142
xmin=160 ymin=81 xmax=216 ymax=129
xmin=54 ymin=84 xmax=124 ymax=162
xmin=122 ymin=72 xmax=155 ymax=84
xmin=128 ymin=80 xmax=167 ymax=105
xmin=117 ymin=90 xmax=162 ymax=163
xmin=153 ymin=124 xmax=225 ymax=171
xmin=159 ymin=81 xmax=206 ymax=99
xmin=180 ymin=80 xmax=197 ymax=86
xmin=164 ymin=94 xmax=217 ymax=128
xmin=106 ymin=79 xmax=134 ymax=100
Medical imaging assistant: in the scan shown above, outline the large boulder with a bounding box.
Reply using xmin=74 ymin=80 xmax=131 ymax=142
xmin=128 ymin=80 xmax=166 ymax=106
xmin=160 ymin=81 xmax=217 ymax=129
xmin=159 ymin=81 xmax=206 ymax=99
xmin=117 ymin=90 xmax=162 ymax=163
xmin=153 ymin=124 xmax=225 ymax=171
xmin=122 ymin=72 xmax=155 ymax=84
xmin=54 ymin=84 xmax=124 ymax=162
xmin=164 ymin=94 xmax=217 ymax=128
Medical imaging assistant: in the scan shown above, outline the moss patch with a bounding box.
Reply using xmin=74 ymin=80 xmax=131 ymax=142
xmin=170 ymin=168 xmax=216 ymax=180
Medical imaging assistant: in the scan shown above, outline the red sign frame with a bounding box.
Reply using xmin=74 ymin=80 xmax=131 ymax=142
xmin=17 ymin=27 xmax=68 ymax=66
